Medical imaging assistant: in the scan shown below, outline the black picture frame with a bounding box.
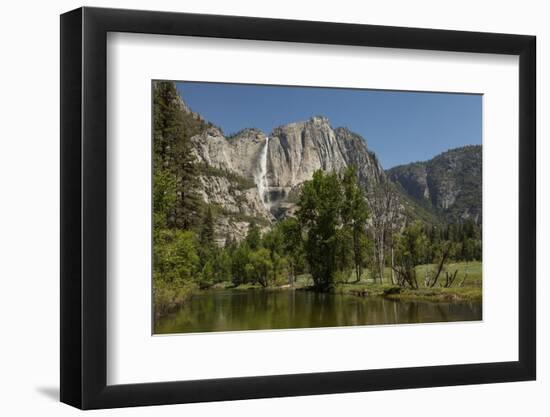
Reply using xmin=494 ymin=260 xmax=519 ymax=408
xmin=60 ymin=6 xmax=536 ymax=410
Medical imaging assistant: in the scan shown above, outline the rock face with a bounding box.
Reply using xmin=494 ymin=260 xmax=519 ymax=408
xmin=189 ymin=127 xmax=272 ymax=242
xmin=190 ymin=115 xmax=386 ymax=229
xmin=192 ymin=127 xmax=267 ymax=178
xmin=177 ymin=92 xmax=481 ymax=240
xmin=387 ymin=145 xmax=482 ymax=223
xmin=267 ymin=117 xmax=384 ymax=217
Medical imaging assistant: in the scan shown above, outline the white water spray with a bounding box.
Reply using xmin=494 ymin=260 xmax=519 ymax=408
xmin=255 ymin=136 xmax=270 ymax=210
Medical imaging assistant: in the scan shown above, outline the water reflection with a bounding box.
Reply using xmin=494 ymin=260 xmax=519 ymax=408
xmin=155 ymin=289 xmax=482 ymax=334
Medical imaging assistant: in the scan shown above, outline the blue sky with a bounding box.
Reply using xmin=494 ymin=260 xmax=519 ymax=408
xmin=175 ymin=81 xmax=481 ymax=169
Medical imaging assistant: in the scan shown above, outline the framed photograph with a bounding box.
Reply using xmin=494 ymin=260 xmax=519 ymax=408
xmin=60 ymin=6 xmax=536 ymax=409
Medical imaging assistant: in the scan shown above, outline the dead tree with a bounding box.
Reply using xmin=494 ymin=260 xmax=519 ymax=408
xmin=444 ymin=270 xmax=459 ymax=288
xmin=391 ymin=263 xmax=419 ymax=289
xmin=459 ymin=272 xmax=468 ymax=287
xmin=426 ymin=244 xmax=450 ymax=288
xmin=366 ymin=181 xmax=401 ymax=284
xmin=424 ymin=241 xmax=461 ymax=288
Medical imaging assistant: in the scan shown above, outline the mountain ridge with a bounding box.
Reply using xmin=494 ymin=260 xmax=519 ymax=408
xmin=190 ymin=113 xmax=387 ymax=231
xmin=387 ymin=145 xmax=482 ymax=224
xmin=172 ymin=86 xmax=481 ymax=240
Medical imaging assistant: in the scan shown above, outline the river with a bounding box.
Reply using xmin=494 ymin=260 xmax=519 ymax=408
xmin=154 ymin=289 xmax=482 ymax=334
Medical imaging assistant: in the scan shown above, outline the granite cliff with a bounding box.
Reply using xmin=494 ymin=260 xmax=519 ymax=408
xmin=189 ymin=113 xmax=387 ymax=240
xmin=387 ymin=145 xmax=482 ymax=223
xmin=171 ymin=89 xmax=480 ymax=241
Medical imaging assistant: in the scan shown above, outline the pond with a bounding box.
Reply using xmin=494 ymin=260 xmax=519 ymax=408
xmin=154 ymin=289 xmax=482 ymax=334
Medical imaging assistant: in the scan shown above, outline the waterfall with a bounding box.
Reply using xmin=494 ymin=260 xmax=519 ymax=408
xmin=255 ymin=136 xmax=270 ymax=210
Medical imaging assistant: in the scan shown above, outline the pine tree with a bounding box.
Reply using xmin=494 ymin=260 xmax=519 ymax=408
xmin=152 ymin=81 xmax=205 ymax=230
xmin=392 ymin=221 xmax=429 ymax=289
xmin=279 ymin=218 xmax=305 ymax=286
xmin=200 ymin=206 xmax=216 ymax=251
xmin=245 ymin=222 xmax=262 ymax=250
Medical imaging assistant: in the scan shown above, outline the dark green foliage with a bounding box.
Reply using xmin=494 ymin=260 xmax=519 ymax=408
xmin=152 ymin=167 xmax=177 ymax=235
xmin=341 ymin=166 xmax=370 ymax=282
xmin=153 ymin=81 xmax=211 ymax=315
xmin=230 ymin=244 xmax=251 ymax=286
xmin=209 ymin=167 xmax=373 ymax=291
xmin=225 ymin=223 xmax=288 ymax=288
xmin=151 ymin=81 xmax=482 ymax=321
xmin=245 ymin=222 xmax=262 ymax=250
xmin=199 ymin=206 xmax=216 ymax=252
xmin=214 ymin=250 xmax=233 ymax=283
xmin=219 ymin=217 xmax=306 ymax=289
xmin=297 ymin=170 xmax=344 ymax=290
xmin=153 ymin=81 xmax=207 ymax=161
xmin=245 ymin=248 xmax=273 ymax=287
xmin=153 ymin=229 xmax=201 ymax=317
xmin=387 ymin=146 xmax=483 ymax=278
xmin=277 ymin=218 xmax=306 ymax=285
xmin=153 ymin=229 xmax=200 ymax=285
xmin=197 ymin=206 xmax=218 ymax=288
xmin=423 ymin=219 xmax=482 ymax=263
xmin=392 ymin=221 xmax=429 ymax=288
xmin=296 ymin=168 xmax=371 ymax=290
xmin=153 ymin=81 xmax=207 ymax=230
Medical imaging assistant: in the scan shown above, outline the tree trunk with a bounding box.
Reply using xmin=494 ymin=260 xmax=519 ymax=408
xmin=428 ymin=247 xmax=450 ymax=288
xmin=378 ymin=236 xmax=385 ymax=284
xmin=391 ymin=245 xmax=395 ymax=285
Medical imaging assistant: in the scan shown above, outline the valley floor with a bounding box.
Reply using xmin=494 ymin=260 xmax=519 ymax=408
xmin=154 ymin=261 xmax=482 ymax=333
xmin=155 ymin=261 xmax=482 ymax=322
xmin=228 ymin=261 xmax=482 ymax=303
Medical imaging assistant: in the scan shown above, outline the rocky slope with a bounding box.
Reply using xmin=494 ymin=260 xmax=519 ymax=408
xmin=174 ymin=90 xmax=480 ymax=241
xmin=190 ymin=115 xmax=386 ymax=229
xmin=386 ymin=145 xmax=482 ymax=223
xmin=189 ymin=126 xmax=270 ymax=241
xmin=265 ymin=116 xmax=385 ymax=217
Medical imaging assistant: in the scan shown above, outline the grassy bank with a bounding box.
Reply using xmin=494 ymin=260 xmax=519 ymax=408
xmin=154 ymin=282 xmax=198 ymax=319
xmin=333 ymin=261 xmax=482 ymax=302
xmin=155 ymin=261 xmax=482 ymax=319
xmin=231 ymin=282 xmax=302 ymax=291
xmin=221 ymin=261 xmax=482 ymax=303
xmin=216 ymin=261 xmax=482 ymax=303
